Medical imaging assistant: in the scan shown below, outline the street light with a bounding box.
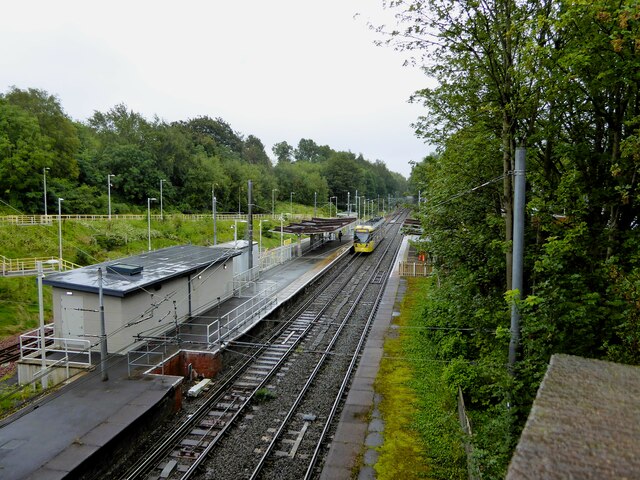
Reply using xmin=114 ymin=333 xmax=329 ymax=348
xmin=160 ymin=179 xmax=166 ymax=220
xmin=43 ymin=167 xmax=50 ymax=217
xmin=347 ymin=192 xmax=350 ymax=216
xmin=258 ymin=219 xmax=263 ymax=259
xmin=290 ymin=192 xmax=295 ymax=215
xmin=58 ymin=198 xmax=64 ymax=264
xmin=355 ymin=189 xmax=359 ymax=219
xmin=147 ymin=197 xmax=156 ymax=251
xmin=232 ymin=219 xmax=247 ymax=248
xmin=212 ymin=184 xmax=218 ymax=246
xmin=272 ymin=188 xmax=278 ymax=216
xmin=330 ymin=196 xmax=337 ymax=217
xmin=107 ymin=174 xmax=116 ymax=220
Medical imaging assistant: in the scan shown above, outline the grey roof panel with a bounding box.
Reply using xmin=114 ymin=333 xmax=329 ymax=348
xmin=42 ymin=245 xmax=240 ymax=297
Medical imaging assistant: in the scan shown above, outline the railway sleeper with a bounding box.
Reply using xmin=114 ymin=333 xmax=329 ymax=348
xmin=190 ymin=428 xmax=217 ymax=436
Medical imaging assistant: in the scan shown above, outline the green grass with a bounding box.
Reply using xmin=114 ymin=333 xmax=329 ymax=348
xmin=374 ymin=277 xmax=467 ymax=479
xmin=0 ymin=213 xmax=302 ymax=340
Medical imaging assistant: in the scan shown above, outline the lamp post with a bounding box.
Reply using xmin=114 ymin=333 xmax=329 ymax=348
xmin=355 ymin=189 xmax=358 ymax=219
xmin=290 ymin=192 xmax=295 ymax=215
xmin=147 ymin=197 xmax=156 ymax=251
xmin=43 ymin=167 xmax=50 ymax=217
xmin=280 ymin=215 xmax=284 ymax=264
xmin=347 ymin=192 xmax=350 ymax=216
xmin=58 ymin=198 xmax=64 ymax=264
xmin=107 ymin=174 xmax=116 ymax=220
xmin=272 ymin=188 xmax=278 ymax=216
xmin=212 ymin=184 xmax=218 ymax=245
xmin=37 ymin=261 xmax=47 ymax=389
xmin=258 ymin=219 xmax=263 ymax=259
xmin=160 ymin=179 xmax=166 ymax=220
xmin=314 ymin=192 xmax=317 ymax=218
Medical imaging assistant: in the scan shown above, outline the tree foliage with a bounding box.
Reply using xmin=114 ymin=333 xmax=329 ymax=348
xmin=0 ymin=88 xmax=408 ymax=215
xmin=391 ymin=0 xmax=640 ymax=475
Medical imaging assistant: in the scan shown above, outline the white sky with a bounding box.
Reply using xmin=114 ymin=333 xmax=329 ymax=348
xmin=0 ymin=0 xmax=431 ymax=178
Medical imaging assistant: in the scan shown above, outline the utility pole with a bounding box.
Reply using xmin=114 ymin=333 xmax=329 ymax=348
xmin=43 ymin=167 xmax=49 ymax=217
xmin=355 ymin=190 xmax=358 ymax=219
xmin=212 ymin=184 xmax=217 ymax=245
xmin=37 ymin=261 xmax=47 ymax=389
xmin=509 ymin=147 xmax=526 ymax=373
xmin=248 ymin=180 xmax=253 ymax=270
xmin=98 ymin=268 xmax=108 ymax=381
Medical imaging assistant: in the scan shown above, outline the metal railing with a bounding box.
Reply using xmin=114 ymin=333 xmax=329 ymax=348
xmin=1 ymin=255 xmax=80 ymax=276
xmin=0 ymin=212 xmax=311 ymax=224
xmin=127 ymin=341 xmax=172 ymax=376
xmin=398 ymin=261 xmax=432 ymax=277
xmin=207 ymin=281 xmax=278 ymax=347
xmin=19 ymin=326 xmax=92 ymax=368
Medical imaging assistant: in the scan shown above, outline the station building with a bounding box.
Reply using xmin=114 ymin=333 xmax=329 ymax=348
xmin=41 ymin=245 xmax=241 ymax=355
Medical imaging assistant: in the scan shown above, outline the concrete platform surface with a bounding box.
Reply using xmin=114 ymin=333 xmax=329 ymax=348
xmin=0 ymin=363 xmax=182 ymax=479
xmin=0 ymin=238 xmax=351 ymax=480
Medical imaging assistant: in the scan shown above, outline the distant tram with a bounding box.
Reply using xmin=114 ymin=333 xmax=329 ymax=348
xmin=353 ymin=217 xmax=385 ymax=253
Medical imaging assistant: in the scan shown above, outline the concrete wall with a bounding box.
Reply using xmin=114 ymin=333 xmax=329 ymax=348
xmin=189 ymin=263 xmax=234 ymax=317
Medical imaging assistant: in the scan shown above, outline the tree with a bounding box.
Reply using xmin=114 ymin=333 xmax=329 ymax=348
xmin=272 ymin=141 xmax=293 ymax=164
xmin=294 ymin=138 xmax=329 ymax=162
xmin=242 ymin=135 xmax=271 ymax=166
xmin=181 ymin=116 xmax=244 ymax=156
xmin=4 ymin=87 xmax=80 ymax=181
xmin=0 ymin=99 xmax=55 ymax=208
xmin=387 ymin=0 xmax=554 ymax=289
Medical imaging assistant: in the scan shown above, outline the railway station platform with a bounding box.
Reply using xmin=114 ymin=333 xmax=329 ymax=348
xmin=0 ymin=237 xmax=353 ymax=480
xmin=320 ymin=235 xmax=412 ymax=480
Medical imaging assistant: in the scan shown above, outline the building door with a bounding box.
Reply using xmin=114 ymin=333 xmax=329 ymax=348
xmin=61 ymin=294 xmax=84 ymax=338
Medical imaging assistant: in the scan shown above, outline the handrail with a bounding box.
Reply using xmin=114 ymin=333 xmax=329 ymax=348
xmin=0 ymin=213 xmax=311 ymax=224
xmin=19 ymin=326 xmax=92 ymax=368
xmin=1 ymin=255 xmax=80 ymax=276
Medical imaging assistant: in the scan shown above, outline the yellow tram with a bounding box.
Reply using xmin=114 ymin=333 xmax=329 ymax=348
xmin=353 ymin=217 xmax=385 ymax=253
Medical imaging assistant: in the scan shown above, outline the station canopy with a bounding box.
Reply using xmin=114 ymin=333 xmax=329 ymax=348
xmin=276 ymin=217 xmax=356 ymax=235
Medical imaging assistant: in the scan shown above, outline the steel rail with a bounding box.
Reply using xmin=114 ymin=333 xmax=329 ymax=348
xmin=304 ymin=223 xmax=405 ymax=478
xmin=248 ymin=213 xmax=406 ymax=479
xmin=122 ymin=251 xmax=364 ymax=479
xmin=177 ymin=252 xmax=369 ymax=479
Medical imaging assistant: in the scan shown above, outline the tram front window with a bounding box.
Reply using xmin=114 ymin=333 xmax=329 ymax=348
xmin=354 ymin=231 xmax=370 ymax=243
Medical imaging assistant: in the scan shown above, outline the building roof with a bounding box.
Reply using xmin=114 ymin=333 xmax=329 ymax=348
xmin=507 ymin=354 xmax=640 ymax=479
xmin=42 ymin=245 xmax=240 ymax=297
xmin=276 ymin=217 xmax=356 ymax=235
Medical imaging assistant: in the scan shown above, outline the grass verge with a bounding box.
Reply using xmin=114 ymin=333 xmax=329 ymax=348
xmin=374 ymin=277 xmax=466 ymax=479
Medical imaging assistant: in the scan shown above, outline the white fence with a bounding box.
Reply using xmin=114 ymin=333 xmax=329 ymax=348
xmin=19 ymin=325 xmax=93 ymax=380
xmin=0 ymin=212 xmax=311 ymax=225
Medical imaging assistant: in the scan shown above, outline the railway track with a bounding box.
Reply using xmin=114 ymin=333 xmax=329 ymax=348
xmin=0 ymin=342 xmax=21 ymax=364
xmin=247 ymin=212 xmax=405 ymax=480
xmin=117 ymin=210 xmax=407 ymax=480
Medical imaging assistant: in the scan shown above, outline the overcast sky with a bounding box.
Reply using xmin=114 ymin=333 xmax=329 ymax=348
xmin=0 ymin=0 xmax=431 ymax=178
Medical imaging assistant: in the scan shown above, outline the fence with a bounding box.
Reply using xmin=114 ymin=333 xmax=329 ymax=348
xmin=398 ymin=261 xmax=432 ymax=277
xmin=127 ymin=341 xmax=172 ymax=376
xmin=19 ymin=325 xmax=93 ymax=383
xmin=0 ymin=212 xmax=311 ymax=225
xmin=1 ymin=255 xmax=80 ymax=276
xmin=458 ymin=387 xmax=481 ymax=480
